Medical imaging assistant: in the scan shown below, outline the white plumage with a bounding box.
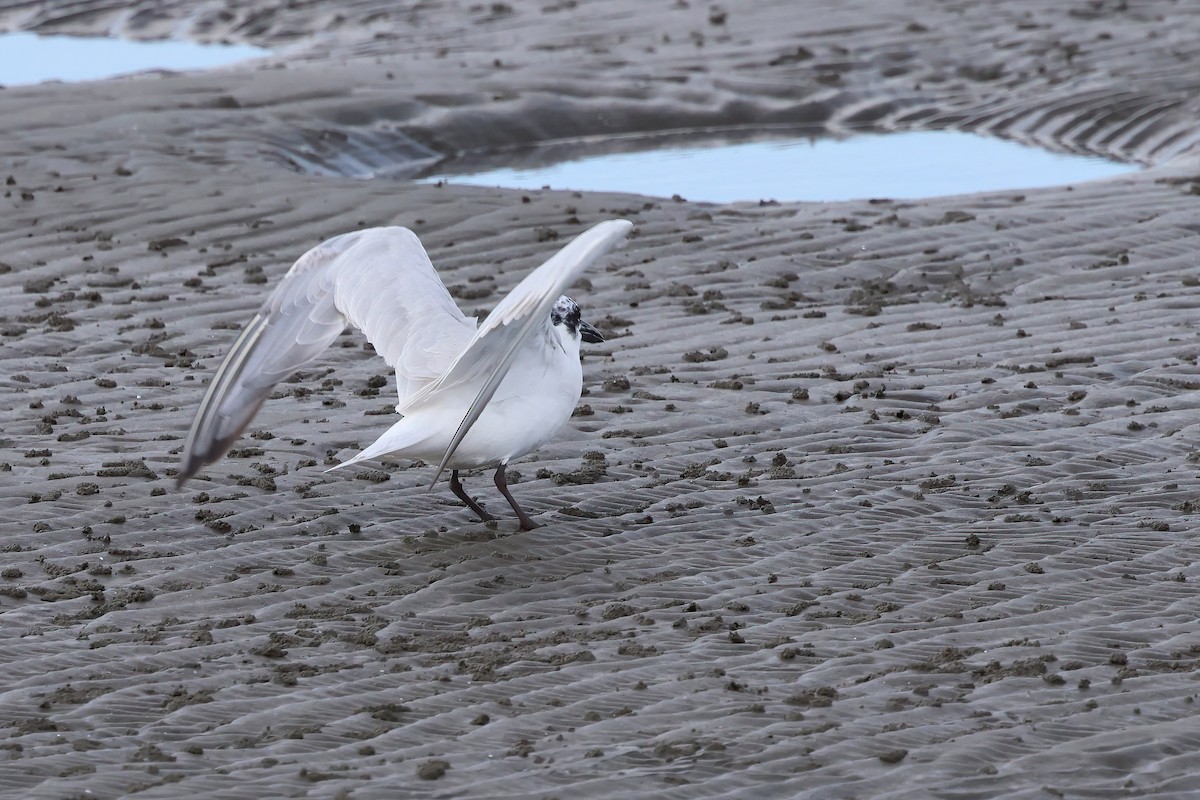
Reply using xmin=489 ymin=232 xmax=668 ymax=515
xmin=178 ymin=219 xmax=632 ymax=529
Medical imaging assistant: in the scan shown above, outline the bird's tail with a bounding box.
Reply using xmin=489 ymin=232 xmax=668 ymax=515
xmin=325 ymin=418 xmax=433 ymax=472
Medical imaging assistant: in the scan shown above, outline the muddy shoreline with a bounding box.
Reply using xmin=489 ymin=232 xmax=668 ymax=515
xmin=3 ymin=2 xmax=1200 ymax=798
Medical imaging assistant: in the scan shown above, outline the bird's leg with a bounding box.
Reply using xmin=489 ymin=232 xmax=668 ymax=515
xmin=494 ymin=464 xmax=539 ymax=531
xmin=450 ymin=470 xmax=494 ymax=523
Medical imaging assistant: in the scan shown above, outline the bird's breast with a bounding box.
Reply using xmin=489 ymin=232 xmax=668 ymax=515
xmin=426 ymin=341 xmax=584 ymax=469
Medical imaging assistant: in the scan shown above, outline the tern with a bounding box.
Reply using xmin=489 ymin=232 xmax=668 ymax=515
xmin=178 ymin=219 xmax=632 ymax=529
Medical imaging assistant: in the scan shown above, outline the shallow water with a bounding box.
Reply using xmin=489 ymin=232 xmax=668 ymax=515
xmin=0 ymin=31 xmax=268 ymax=85
xmin=421 ymin=131 xmax=1139 ymax=202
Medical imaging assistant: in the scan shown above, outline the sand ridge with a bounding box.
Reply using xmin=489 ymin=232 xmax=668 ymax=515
xmin=3 ymin=1 xmax=1200 ymax=798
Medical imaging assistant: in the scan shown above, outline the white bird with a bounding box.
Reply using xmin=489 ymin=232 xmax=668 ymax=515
xmin=178 ymin=219 xmax=632 ymax=529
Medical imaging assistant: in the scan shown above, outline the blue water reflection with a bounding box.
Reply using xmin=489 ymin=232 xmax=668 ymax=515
xmin=423 ymin=132 xmax=1138 ymax=202
xmin=0 ymin=32 xmax=267 ymax=86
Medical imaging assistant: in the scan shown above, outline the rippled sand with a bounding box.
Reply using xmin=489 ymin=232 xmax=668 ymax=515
xmin=3 ymin=2 xmax=1200 ymax=798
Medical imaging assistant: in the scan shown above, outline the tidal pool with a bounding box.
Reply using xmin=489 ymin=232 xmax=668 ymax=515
xmin=420 ymin=131 xmax=1139 ymax=203
xmin=0 ymin=31 xmax=267 ymax=86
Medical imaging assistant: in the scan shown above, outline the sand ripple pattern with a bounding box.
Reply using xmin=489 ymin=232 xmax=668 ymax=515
xmin=9 ymin=0 xmax=1199 ymax=173
xmin=4 ymin=1 xmax=1200 ymax=798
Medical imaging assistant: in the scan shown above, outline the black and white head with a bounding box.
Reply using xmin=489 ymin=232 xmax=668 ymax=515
xmin=550 ymin=295 xmax=604 ymax=345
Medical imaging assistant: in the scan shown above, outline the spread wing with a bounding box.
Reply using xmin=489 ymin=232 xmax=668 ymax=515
xmin=178 ymin=227 xmax=475 ymax=486
xmin=410 ymin=219 xmax=634 ymax=489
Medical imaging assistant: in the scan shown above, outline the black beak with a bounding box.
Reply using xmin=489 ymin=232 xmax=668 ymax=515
xmin=579 ymin=320 xmax=605 ymax=344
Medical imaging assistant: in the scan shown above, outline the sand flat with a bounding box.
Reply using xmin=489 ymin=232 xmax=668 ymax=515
xmin=3 ymin=2 xmax=1200 ymax=798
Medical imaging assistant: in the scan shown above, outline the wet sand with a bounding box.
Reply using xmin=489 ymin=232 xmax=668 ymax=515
xmin=3 ymin=1 xmax=1200 ymax=797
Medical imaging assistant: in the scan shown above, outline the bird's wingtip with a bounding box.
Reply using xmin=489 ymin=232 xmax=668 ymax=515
xmin=606 ymin=218 xmax=634 ymax=237
xmin=427 ymin=462 xmax=449 ymax=493
xmin=175 ymin=453 xmax=202 ymax=490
